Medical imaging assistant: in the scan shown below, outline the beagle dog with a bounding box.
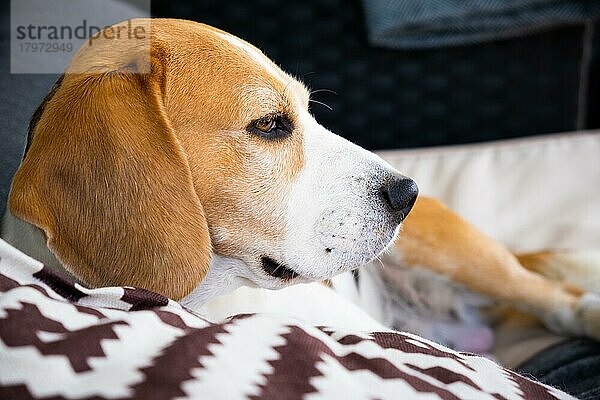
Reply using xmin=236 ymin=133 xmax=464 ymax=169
xmin=2 ymin=19 xmax=599 ymax=344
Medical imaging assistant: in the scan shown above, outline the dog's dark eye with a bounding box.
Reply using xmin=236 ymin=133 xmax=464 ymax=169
xmin=254 ymin=118 xmax=276 ymax=133
xmin=248 ymin=114 xmax=293 ymax=139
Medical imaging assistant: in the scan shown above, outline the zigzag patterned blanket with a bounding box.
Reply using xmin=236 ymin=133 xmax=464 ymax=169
xmin=0 ymin=239 xmax=573 ymax=399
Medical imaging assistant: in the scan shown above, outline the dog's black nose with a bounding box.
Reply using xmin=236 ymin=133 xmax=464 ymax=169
xmin=381 ymin=176 xmax=418 ymax=220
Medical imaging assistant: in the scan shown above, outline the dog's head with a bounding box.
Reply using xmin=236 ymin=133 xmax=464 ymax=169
xmin=9 ymin=19 xmax=417 ymax=300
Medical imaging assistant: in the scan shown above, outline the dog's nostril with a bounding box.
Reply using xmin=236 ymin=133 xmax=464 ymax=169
xmin=381 ymin=176 xmax=418 ymax=220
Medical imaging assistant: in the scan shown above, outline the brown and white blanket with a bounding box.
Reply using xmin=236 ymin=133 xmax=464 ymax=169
xmin=0 ymin=239 xmax=573 ymax=399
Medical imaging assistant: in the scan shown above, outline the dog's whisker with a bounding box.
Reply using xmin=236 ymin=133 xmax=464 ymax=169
xmin=309 ymin=99 xmax=333 ymax=111
xmin=309 ymin=88 xmax=338 ymax=96
xmin=375 ymin=256 xmax=385 ymax=271
xmin=365 ymin=240 xmax=386 ymax=271
xmin=300 ymin=71 xmax=316 ymax=79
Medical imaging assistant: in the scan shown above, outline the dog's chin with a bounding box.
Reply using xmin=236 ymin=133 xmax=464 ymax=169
xmin=254 ymin=226 xmax=402 ymax=288
xmin=204 ymin=224 xmax=402 ymax=295
xmin=293 ymin=224 xmax=401 ymax=278
xmin=187 ymin=228 xmax=400 ymax=306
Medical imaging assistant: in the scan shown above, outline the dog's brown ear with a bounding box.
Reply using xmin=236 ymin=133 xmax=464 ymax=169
xmin=9 ymin=38 xmax=211 ymax=300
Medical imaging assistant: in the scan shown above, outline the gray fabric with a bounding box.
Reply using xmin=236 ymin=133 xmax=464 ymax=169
xmin=0 ymin=3 xmax=58 ymax=215
xmin=361 ymin=0 xmax=600 ymax=49
xmin=516 ymin=338 xmax=600 ymax=400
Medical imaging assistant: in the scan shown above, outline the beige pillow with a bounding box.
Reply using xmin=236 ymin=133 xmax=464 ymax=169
xmin=378 ymin=131 xmax=600 ymax=252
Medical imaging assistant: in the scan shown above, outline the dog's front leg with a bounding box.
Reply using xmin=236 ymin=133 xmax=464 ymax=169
xmin=394 ymin=196 xmax=600 ymax=340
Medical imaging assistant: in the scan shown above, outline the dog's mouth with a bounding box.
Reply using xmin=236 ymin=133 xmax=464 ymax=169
xmin=260 ymin=256 xmax=299 ymax=280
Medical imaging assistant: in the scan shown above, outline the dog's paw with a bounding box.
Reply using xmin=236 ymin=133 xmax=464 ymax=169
xmin=576 ymin=293 xmax=600 ymax=341
xmin=540 ymin=293 xmax=600 ymax=340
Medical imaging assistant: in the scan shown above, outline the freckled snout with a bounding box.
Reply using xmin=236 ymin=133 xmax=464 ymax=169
xmin=380 ymin=176 xmax=419 ymax=221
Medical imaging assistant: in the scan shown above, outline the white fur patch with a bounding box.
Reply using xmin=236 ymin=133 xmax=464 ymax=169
xmin=181 ymin=255 xmax=255 ymax=310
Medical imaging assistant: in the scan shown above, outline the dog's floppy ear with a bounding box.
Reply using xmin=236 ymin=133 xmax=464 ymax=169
xmin=9 ymin=42 xmax=211 ymax=300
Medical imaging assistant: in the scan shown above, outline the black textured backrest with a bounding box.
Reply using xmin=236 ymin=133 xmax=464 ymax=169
xmin=151 ymin=0 xmax=591 ymax=150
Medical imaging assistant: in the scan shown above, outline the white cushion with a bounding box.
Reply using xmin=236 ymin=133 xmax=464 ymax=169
xmin=377 ymin=131 xmax=600 ymax=252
